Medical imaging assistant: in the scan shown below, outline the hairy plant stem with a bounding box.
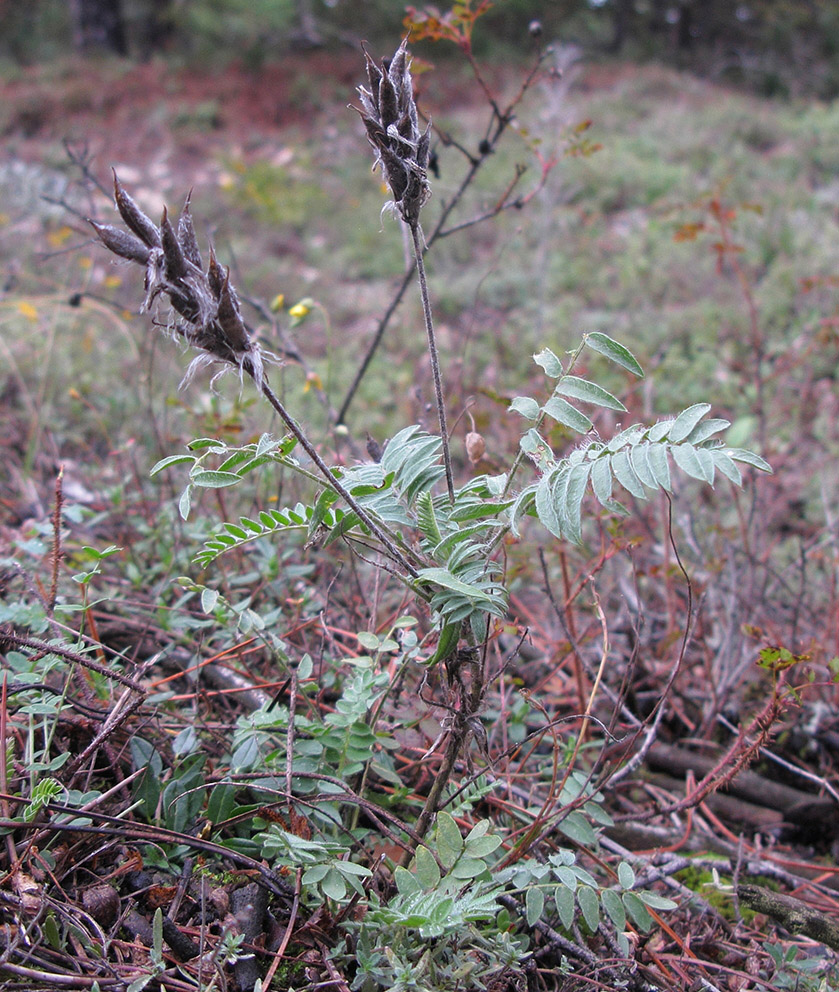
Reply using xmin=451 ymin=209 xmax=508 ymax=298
xmin=256 ymin=372 xmax=419 ymax=578
xmin=402 ymin=722 xmax=465 ymax=865
xmin=410 ymin=221 xmax=455 ymax=503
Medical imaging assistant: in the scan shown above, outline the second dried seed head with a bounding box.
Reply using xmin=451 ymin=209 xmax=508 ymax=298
xmin=356 ymin=38 xmax=431 ymax=226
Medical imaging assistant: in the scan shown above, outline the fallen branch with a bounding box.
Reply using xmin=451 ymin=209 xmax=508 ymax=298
xmin=737 ymin=883 xmax=839 ymax=951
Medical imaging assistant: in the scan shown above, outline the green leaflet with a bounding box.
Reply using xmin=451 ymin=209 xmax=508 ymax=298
xmin=584 ymin=332 xmax=644 ymax=377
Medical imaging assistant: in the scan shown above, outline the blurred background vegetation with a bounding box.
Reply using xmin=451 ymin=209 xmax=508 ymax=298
xmin=2 ymin=0 xmax=839 ymax=98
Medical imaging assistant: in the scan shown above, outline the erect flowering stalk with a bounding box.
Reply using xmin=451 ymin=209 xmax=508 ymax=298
xmin=356 ymin=40 xmax=455 ymax=501
xmin=91 ymin=175 xmax=419 ymax=578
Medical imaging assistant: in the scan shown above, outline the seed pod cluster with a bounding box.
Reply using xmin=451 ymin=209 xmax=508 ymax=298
xmin=90 ymin=173 xmax=265 ymax=387
xmin=356 ymin=39 xmax=431 ymax=226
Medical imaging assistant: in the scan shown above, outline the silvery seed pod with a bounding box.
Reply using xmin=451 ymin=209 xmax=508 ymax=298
xmin=177 ymin=192 xmax=203 ymax=269
xmin=113 ymin=172 xmax=161 ymax=248
xmin=160 ymin=206 xmax=188 ymax=282
xmin=356 ymin=39 xmax=431 ymax=226
xmin=89 ymin=221 xmax=151 ymax=265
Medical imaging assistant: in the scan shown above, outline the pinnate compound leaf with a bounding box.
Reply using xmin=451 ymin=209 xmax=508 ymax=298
xmin=585 ymin=332 xmax=644 ymax=377
xmin=555 ymin=376 xmax=626 ymax=412
xmin=415 ymin=568 xmax=494 ymax=605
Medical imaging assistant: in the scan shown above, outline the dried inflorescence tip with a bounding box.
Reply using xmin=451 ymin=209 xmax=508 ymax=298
xmin=90 ymin=173 xmax=269 ymax=389
xmin=356 ymin=38 xmax=431 ymax=226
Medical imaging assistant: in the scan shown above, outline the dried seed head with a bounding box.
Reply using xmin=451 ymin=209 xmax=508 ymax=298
xmin=91 ymin=178 xmax=276 ymax=391
xmin=356 ymin=38 xmax=431 ymax=226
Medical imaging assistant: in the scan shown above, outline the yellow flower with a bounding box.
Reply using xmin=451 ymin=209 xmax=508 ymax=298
xmin=303 ymin=371 xmax=323 ymax=393
xmin=269 ymin=293 xmax=285 ymax=312
xmin=288 ymin=302 xmax=310 ymax=319
xmin=17 ymin=301 xmax=38 ymax=322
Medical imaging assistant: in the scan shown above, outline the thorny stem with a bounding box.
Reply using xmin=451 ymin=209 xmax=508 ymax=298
xmin=257 ymin=373 xmax=420 ymax=577
xmin=410 ymin=222 xmax=455 ymax=502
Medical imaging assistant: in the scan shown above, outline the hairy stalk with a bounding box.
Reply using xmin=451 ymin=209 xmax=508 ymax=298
xmin=410 ymin=222 xmax=454 ymax=503
xmin=338 ymin=44 xmax=552 ymax=425
xmin=402 ymin=721 xmax=466 ymax=863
